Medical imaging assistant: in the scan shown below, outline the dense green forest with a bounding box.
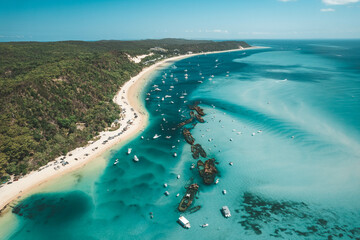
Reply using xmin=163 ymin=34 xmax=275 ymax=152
xmin=0 ymin=39 xmax=250 ymax=182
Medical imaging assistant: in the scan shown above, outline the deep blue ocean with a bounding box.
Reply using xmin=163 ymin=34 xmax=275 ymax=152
xmin=1 ymin=40 xmax=360 ymax=240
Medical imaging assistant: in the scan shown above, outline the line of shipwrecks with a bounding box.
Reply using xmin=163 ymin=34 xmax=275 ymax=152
xmin=177 ymin=103 xmax=219 ymax=213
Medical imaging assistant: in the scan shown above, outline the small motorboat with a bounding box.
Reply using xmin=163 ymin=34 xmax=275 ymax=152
xmin=222 ymin=190 xmax=227 ymax=195
xmin=133 ymin=155 xmax=139 ymax=162
xmin=153 ymin=134 xmax=161 ymax=139
xmin=173 ymin=152 xmax=177 ymax=157
xmin=127 ymin=148 xmax=132 ymax=155
xmin=201 ymin=223 xmax=209 ymax=228
xmin=113 ymin=159 xmax=119 ymax=165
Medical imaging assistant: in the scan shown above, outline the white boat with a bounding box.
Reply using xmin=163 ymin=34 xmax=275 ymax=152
xmin=222 ymin=190 xmax=227 ymax=195
xmin=164 ymin=183 xmax=168 ymax=188
xmin=173 ymin=152 xmax=177 ymax=157
xmin=164 ymin=191 xmax=170 ymax=196
xmin=177 ymin=174 xmax=180 ymax=179
xmin=153 ymin=134 xmax=161 ymax=139
xmin=215 ymin=179 xmax=219 ymax=184
xmin=127 ymin=148 xmax=132 ymax=155
xmin=113 ymin=159 xmax=119 ymax=165
xmin=201 ymin=223 xmax=209 ymax=228
xmin=178 ymin=216 xmax=191 ymax=229
xmin=133 ymin=155 xmax=139 ymax=162
xmin=166 ymin=136 xmax=171 ymax=139
xmin=221 ymin=206 xmax=231 ymax=218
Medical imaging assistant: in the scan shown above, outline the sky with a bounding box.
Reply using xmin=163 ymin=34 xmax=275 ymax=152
xmin=0 ymin=0 xmax=360 ymax=41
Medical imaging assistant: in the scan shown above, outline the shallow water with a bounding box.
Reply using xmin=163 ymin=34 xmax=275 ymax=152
xmin=2 ymin=40 xmax=360 ymax=239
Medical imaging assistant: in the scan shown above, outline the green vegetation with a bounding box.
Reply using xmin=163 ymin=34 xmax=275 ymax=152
xmin=0 ymin=38 xmax=250 ymax=180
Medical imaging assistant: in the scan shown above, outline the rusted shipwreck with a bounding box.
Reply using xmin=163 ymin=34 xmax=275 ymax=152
xmin=197 ymin=158 xmax=218 ymax=185
xmin=191 ymin=144 xmax=207 ymax=159
xmin=182 ymin=128 xmax=195 ymax=145
xmin=178 ymin=183 xmax=199 ymax=212
xmin=189 ymin=104 xmax=205 ymax=116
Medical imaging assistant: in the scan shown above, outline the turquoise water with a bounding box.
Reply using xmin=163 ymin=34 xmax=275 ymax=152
xmin=3 ymin=40 xmax=360 ymax=239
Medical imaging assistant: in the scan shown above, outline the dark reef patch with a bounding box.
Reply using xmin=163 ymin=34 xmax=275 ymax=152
xmin=235 ymin=192 xmax=360 ymax=239
xmin=12 ymin=191 xmax=92 ymax=225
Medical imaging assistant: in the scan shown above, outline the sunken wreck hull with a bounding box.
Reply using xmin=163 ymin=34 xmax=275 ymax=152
xmin=182 ymin=128 xmax=195 ymax=145
xmin=190 ymin=104 xmax=205 ymax=116
xmin=195 ymin=114 xmax=205 ymax=123
xmin=197 ymin=158 xmax=218 ymax=185
xmin=178 ymin=184 xmax=199 ymax=212
xmin=191 ymin=144 xmax=207 ymax=159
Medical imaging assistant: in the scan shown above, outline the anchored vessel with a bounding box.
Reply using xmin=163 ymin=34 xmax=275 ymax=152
xmin=178 ymin=216 xmax=191 ymax=228
xmin=221 ymin=206 xmax=231 ymax=218
xmin=178 ymin=183 xmax=199 ymax=212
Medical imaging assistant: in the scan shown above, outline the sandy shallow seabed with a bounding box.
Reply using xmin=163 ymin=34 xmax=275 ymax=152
xmin=0 ymin=46 xmax=264 ymax=213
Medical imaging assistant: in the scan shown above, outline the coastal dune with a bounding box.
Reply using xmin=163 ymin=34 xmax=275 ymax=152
xmin=0 ymin=46 xmax=261 ymax=212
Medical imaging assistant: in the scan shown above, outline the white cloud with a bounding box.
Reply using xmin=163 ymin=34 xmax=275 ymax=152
xmin=205 ymin=29 xmax=229 ymax=33
xmin=321 ymin=8 xmax=336 ymax=11
xmin=322 ymin=0 xmax=359 ymax=5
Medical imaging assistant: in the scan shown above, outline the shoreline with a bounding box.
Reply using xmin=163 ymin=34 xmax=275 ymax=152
xmin=0 ymin=45 xmax=265 ymax=213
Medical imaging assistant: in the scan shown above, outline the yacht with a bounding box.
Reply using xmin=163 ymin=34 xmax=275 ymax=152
xmin=221 ymin=206 xmax=231 ymax=218
xmin=178 ymin=216 xmax=191 ymax=229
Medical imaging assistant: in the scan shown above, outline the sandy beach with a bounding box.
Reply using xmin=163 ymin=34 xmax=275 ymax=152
xmin=0 ymin=46 xmax=263 ymax=212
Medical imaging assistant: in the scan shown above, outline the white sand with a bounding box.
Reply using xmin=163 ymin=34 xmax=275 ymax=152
xmin=0 ymin=46 xmax=264 ymax=211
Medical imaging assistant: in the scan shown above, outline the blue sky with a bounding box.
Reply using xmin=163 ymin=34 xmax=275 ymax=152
xmin=0 ymin=0 xmax=359 ymax=41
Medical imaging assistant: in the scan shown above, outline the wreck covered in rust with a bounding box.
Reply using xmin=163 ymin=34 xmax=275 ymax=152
xmin=191 ymin=144 xmax=207 ymax=159
xmin=197 ymin=158 xmax=218 ymax=185
xmin=178 ymin=183 xmax=199 ymax=212
xmin=182 ymin=128 xmax=195 ymax=145
xmin=189 ymin=104 xmax=205 ymax=116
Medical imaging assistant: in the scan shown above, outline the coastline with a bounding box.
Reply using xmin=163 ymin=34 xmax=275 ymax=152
xmin=0 ymin=46 xmax=264 ymax=213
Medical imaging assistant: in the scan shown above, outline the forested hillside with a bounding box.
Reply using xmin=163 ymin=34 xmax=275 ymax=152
xmin=0 ymin=39 xmax=250 ymax=181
